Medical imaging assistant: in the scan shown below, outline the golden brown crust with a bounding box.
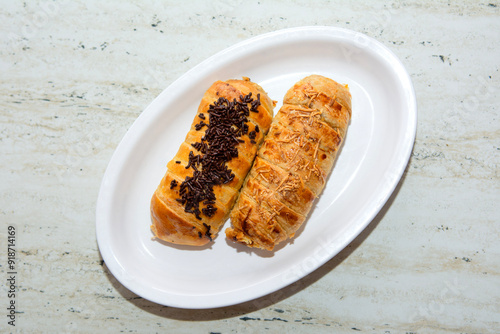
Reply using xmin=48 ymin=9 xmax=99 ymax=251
xmin=244 ymin=156 xmax=316 ymax=214
xmin=226 ymin=75 xmax=352 ymax=250
xmin=226 ymin=192 xmax=305 ymax=251
xmin=150 ymin=79 xmax=274 ymax=246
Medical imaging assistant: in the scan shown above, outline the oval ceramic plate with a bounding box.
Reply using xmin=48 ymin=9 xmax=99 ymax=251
xmin=96 ymin=26 xmax=417 ymax=309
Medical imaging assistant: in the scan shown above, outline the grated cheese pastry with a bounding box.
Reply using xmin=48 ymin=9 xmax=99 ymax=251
xmin=226 ymin=75 xmax=352 ymax=251
xmin=150 ymin=78 xmax=274 ymax=246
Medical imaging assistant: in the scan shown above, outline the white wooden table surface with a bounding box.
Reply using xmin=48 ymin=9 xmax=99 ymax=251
xmin=1 ymin=1 xmax=499 ymax=333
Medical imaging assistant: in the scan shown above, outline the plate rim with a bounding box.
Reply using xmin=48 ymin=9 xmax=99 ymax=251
xmin=96 ymin=26 xmax=417 ymax=309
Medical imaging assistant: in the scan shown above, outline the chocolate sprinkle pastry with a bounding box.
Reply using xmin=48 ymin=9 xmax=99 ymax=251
xmin=176 ymin=92 xmax=261 ymax=221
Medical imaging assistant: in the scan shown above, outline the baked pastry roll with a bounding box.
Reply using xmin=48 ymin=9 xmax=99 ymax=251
xmin=226 ymin=75 xmax=352 ymax=250
xmin=151 ymin=78 xmax=274 ymax=246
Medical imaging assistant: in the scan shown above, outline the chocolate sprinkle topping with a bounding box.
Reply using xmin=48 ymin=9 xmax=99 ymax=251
xmin=176 ymin=91 xmax=261 ymax=221
xmin=194 ymin=121 xmax=207 ymax=131
xmin=170 ymin=179 xmax=178 ymax=189
xmin=203 ymin=222 xmax=213 ymax=241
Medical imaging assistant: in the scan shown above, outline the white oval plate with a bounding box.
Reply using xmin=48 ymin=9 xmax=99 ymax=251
xmin=96 ymin=26 xmax=416 ymax=309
